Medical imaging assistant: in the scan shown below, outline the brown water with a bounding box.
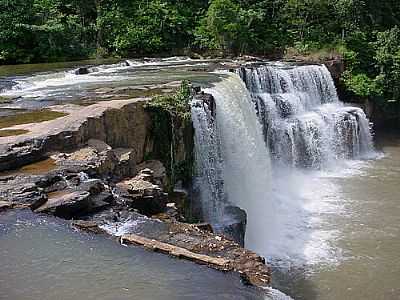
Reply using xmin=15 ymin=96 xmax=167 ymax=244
xmin=273 ymin=132 xmax=400 ymax=300
xmin=0 ymin=210 xmax=265 ymax=300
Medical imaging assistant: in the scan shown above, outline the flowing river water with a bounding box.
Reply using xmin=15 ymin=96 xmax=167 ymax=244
xmin=1 ymin=59 xmax=399 ymax=300
xmin=270 ymin=132 xmax=400 ymax=300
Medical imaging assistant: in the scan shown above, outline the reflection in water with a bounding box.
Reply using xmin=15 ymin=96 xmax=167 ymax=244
xmin=0 ymin=210 xmax=264 ymax=300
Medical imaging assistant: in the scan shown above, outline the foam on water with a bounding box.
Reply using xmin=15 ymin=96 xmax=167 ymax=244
xmin=192 ymin=65 xmax=377 ymax=271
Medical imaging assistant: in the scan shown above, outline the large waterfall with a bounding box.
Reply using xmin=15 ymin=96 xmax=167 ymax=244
xmin=191 ymin=64 xmax=375 ymax=265
xmin=238 ymin=64 xmax=375 ymax=168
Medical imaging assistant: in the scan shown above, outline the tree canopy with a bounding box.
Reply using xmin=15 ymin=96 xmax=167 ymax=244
xmin=0 ymin=0 xmax=399 ymax=112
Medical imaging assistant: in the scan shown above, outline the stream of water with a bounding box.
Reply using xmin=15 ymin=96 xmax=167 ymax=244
xmin=1 ymin=59 xmax=399 ymax=300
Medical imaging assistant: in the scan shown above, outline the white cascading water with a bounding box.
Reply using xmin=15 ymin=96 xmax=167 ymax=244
xmin=191 ymin=97 xmax=226 ymax=224
xmin=191 ymin=64 xmax=376 ymax=269
xmin=197 ymin=73 xmax=274 ymax=252
xmin=238 ymin=64 xmax=375 ymax=168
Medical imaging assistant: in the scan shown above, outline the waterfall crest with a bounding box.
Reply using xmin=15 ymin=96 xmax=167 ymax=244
xmin=239 ymin=64 xmax=375 ymax=168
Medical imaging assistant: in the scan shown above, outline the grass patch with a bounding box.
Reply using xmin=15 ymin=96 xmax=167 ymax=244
xmin=0 ymin=109 xmax=68 ymax=129
xmin=0 ymin=129 xmax=30 ymax=137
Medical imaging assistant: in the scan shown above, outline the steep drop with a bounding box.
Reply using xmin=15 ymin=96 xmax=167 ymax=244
xmin=239 ymin=64 xmax=375 ymax=168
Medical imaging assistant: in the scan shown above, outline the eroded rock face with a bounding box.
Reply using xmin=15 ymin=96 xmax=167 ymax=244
xmin=115 ymin=168 xmax=168 ymax=216
xmin=0 ymin=99 xmax=152 ymax=172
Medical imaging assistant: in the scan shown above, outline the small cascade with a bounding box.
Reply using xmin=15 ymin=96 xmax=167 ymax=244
xmin=238 ymin=64 xmax=375 ymax=168
xmin=191 ymin=97 xmax=226 ymax=224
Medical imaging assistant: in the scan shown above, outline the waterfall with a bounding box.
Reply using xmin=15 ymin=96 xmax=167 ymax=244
xmin=191 ymin=64 xmax=376 ymax=265
xmin=238 ymin=64 xmax=375 ymax=168
xmin=191 ymin=73 xmax=273 ymax=249
xmin=191 ymin=97 xmax=226 ymax=224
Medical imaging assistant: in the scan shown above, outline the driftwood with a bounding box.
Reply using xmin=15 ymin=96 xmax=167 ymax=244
xmin=122 ymin=233 xmax=232 ymax=270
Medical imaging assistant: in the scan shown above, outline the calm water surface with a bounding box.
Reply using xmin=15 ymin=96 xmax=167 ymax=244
xmin=0 ymin=210 xmax=264 ymax=300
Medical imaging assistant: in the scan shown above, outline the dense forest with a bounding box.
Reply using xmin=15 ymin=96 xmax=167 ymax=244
xmin=0 ymin=0 xmax=399 ymax=117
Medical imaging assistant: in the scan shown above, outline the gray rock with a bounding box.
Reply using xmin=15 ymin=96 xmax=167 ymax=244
xmin=35 ymin=191 xmax=91 ymax=218
xmin=221 ymin=206 xmax=247 ymax=247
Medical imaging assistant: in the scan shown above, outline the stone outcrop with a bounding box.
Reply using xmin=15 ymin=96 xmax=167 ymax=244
xmin=0 ymin=99 xmax=152 ymax=172
xmin=115 ymin=168 xmax=168 ymax=216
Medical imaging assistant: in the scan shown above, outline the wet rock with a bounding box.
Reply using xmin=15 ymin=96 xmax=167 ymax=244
xmin=194 ymin=92 xmax=216 ymax=118
xmin=88 ymin=191 xmax=113 ymax=213
xmin=222 ymin=206 xmax=247 ymax=247
xmin=194 ymin=223 xmax=214 ymax=233
xmin=74 ymin=67 xmax=99 ymax=75
xmin=71 ymin=220 xmax=106 ymax=234
xmin=0 ymin=200 xmax=12 ymax=211
xmin=324 ymin=58 xmax=344 ymax=80
xmin=0 ymin=175 xmax=48 ymax=209
xmin=115 ymin=169 xmax=167 ymax=216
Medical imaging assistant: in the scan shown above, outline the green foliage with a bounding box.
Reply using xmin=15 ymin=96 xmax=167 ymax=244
xmin=147 ymin=81 xmax=192 ymax=123
xmin=342 ymin=72 xmax=380 ymax=98
xmin=0 ymin=0 xmax=400 ymax=122
xmin=145 ymin=81 xmax=194 ymax=190
xmin=373 ymin=27 xmax=400 ymax=103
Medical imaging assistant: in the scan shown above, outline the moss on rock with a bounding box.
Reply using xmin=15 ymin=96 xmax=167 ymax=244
xmin=145 ymin=81 xmax=195 ymax=191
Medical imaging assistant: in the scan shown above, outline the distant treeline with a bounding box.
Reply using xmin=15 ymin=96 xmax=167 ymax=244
xmin=1 ymin=0 xmax=400 ymax=116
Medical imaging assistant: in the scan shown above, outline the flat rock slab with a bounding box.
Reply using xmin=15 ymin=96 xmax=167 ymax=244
xmin=122 ymin=233 xmax=231 ymax=269
xmin=0 ymin=98 xmax=152 ymax=172
xmin=81 ymin=213 xmax=271 ymax=287
xmin=35 ymin=191 xmax=91 ymax=217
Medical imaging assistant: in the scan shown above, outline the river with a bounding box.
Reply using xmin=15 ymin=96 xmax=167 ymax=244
xmin=1 ymin=59 xmax=399 ymax=300
xmin=272 ymin=131 xmax=400 ymax=300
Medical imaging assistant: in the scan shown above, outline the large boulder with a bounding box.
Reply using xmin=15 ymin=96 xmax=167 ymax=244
xmin=35 ymin=191 xmax=92 ymax=218
xmin=53 ymin=141 xmax=136 ymax=179
xmin=34 ymin=178 xmax=112 ymax=218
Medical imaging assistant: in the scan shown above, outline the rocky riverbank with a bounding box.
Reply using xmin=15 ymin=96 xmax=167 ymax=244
xmin=0 ymin=87 xmax=271 ymax=288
